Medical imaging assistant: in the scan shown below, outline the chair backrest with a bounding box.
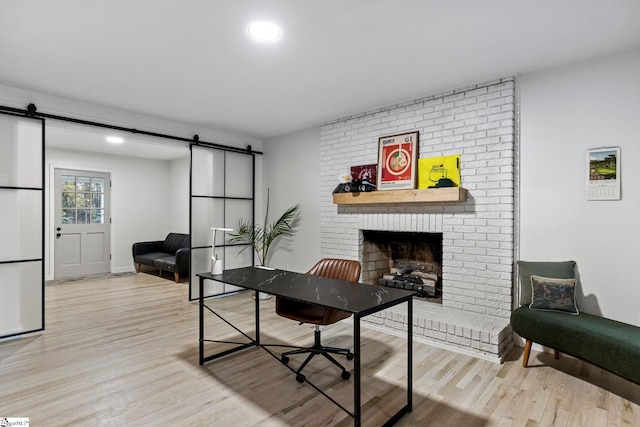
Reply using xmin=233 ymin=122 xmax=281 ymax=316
xmin=276 ymin=258 xmax=361 ymax=325
xmin=306 ymin=258 xmax=361 ymax=282
xmin=517 ymin=260 xmax=576 ymax=306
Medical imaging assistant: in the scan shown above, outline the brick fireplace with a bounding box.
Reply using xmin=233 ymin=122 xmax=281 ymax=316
xmin=320 ymin=78 xmax=516 ymax=362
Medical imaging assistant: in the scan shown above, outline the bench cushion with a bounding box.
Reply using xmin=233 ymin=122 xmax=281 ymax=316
xmin=511 ymin=307 xmax=640 ymax=384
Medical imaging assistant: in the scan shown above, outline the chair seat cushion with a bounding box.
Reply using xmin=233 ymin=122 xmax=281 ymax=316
xmin=276 ymin=299 xmax=351 ymax=325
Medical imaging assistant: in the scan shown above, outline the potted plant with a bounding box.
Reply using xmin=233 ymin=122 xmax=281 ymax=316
xmin=227 ymin=191 xmax=301 ymax=297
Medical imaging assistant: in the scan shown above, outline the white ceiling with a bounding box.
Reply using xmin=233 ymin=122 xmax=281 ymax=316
xmin=1 ymin=0 xmax=640 ymax=142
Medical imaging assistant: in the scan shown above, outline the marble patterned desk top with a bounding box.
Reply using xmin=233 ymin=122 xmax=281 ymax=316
xmin=198 ymin=267 xmax=415 ymax=315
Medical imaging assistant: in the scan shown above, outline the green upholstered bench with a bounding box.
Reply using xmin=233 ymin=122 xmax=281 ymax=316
xmin=510 ymin=261 xmax=640 ymax=385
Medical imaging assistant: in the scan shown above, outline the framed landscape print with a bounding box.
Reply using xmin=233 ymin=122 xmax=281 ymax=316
xmin=377 ymin=131 xmax=419 ymax=190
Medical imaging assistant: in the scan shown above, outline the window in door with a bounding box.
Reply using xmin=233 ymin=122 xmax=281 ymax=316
xmin=61 ymin=175 xmax=105 ymax=225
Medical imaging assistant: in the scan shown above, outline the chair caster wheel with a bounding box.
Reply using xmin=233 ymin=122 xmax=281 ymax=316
xmin=296 ymin=374 xmax=305 ymax=383
xmin=341 ymin=370 xmax=350 ymax=380
xmin=346 ymin=353 xmax=354 ymax=360
xmin=282 ymin=356 xmax=289 ymax=365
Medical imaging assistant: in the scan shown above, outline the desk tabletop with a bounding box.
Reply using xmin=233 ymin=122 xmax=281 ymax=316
xmin=198 ymin=267 xmax=415 ymax=316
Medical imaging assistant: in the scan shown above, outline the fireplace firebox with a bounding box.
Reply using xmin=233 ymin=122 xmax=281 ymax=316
xmin=361 ymin=230 xmax=443 ymax=302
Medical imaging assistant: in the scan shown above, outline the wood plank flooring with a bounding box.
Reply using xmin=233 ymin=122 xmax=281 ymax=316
xmin=1 ymin=273 xmax=639 ymax=426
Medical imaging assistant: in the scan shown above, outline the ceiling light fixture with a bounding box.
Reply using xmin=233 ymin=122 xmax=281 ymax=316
xmin=248 ymin=21 xmax=281 ymax=41
xmin=106 ymin=136 xmax=124 ymax=144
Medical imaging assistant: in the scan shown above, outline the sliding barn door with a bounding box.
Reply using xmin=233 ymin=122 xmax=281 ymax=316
xmin=0 ymin=112 xmax=45 ymax=339
xmin=189 ymin=144 xmax=255 ymax=300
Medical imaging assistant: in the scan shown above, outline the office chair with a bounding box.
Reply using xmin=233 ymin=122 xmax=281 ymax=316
xmin=276 ymin=258 xmax=362 ymax=383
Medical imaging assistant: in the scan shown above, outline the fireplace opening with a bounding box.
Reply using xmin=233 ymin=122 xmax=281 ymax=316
xmin=361 ymin=230 xmax=443 ymax=303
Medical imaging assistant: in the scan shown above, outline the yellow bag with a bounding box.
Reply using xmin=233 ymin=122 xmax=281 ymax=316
xmin=418 ymin=155 xmax=461 ymax=188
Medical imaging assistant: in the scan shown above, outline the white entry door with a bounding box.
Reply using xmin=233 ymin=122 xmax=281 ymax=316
xmin=54 ymin=169 xmax=111 ymax=278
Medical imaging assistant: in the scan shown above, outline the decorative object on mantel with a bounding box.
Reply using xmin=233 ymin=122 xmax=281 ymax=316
xmin=332 ymin=172 xmax=353 ymax=194
xmin=210 ymin=227 xmax=233 ymax=274
xmin=333 ymin=170 xmax=376 ymax=194
xmin=332 ymin=187 xmax=467 ymax=205
xmin=377 ymin=131 xmax=419 ymax=191
xmin=350 ymin=164 xmax=377 ymax=191
xmin=227 ymin=190 xmax=301 ymax=300
xmin=418 ymin=154 xmax=461 ymax=189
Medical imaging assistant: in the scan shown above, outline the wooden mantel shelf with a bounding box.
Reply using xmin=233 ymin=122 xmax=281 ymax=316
xmin=332 ymin=187 xmax=467 ymax=205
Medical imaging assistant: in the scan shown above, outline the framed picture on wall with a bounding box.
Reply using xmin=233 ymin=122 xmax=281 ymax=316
xmin=377 ymin=131 xmax=419 ymax=190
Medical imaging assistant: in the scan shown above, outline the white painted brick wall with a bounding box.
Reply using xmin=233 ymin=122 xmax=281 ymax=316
xmin=320 ymin=78 xmax=515 ymax=323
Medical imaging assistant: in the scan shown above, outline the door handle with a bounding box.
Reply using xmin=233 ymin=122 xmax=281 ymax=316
xmin=56 ymin=227 xmax=61 ymax=231
xmin=56 ymin=233 xmax=61 ymax=238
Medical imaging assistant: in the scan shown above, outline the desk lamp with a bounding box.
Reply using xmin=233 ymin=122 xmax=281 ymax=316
xmin=210 ymin=227 xmax=233 ymax=274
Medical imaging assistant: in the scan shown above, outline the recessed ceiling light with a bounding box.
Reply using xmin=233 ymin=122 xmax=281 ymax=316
xmin=106 ymin=136 xmax=124 ymax=144
xmin=248 ymin=21 xmax=281 ymax=41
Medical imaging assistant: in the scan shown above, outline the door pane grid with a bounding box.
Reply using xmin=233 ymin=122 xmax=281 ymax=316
xmin=189 ymin=144 xmax=255 ymax=300
xmin=60 ymin=175 xmax=105 ymax=225
xmin=0 ymin=111 xmax=45 ymax=338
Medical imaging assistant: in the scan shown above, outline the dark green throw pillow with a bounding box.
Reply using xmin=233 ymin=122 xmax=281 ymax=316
xmin=529 ymin=275 xmax=579 ymax=314
xmin=517 ymin=260 xmax=576 ymax=306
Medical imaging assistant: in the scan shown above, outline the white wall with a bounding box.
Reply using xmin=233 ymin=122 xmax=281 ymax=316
xmin=46 ymin=148 xmax=177 ymax=278
xmin=519 ymin=49 xmax=640 ymax=326
xmin=169 ymin=156 xmax=190 ymax=233
xmin=264 ymin=127 xmax=322 ymax=272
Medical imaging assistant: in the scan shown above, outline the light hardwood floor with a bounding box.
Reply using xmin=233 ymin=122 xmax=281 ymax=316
xmin=1 ymin=273 xmax=639 ymax=426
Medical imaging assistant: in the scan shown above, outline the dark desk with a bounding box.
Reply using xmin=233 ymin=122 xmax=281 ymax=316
xmin=198 ymin=267 xmax=415 ymax=427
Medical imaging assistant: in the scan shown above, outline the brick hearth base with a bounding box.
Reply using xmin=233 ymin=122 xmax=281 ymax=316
xmin=360 ymin=301 xmax=513 ymax=363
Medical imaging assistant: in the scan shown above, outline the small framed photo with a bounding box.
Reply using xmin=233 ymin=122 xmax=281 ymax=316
xmin=377 ymin=131 xmax=419 ymax=190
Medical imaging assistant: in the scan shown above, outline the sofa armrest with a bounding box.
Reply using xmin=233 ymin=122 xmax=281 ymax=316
xmin=132 ymin=241 xmax=164 ymax=258
xmin=175 ymin=247 xmax=191 ymax=274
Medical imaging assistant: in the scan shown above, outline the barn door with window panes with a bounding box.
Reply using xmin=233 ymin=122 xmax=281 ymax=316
xmin=0 ymin=111 xmax=45 ymax=339
xmin=189 ymin=144 xmax=255 ymax=300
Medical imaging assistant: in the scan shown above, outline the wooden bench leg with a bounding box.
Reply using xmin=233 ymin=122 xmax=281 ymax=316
xmin=135 ymin=263 xmax=141 ymax=273
xmin=554 ymin=349 xmax=560 ymax=359
xmin=174 ymin=272 xmax=180 ymax=283
xmin=523 ymin=340 xmax=532 ymax=367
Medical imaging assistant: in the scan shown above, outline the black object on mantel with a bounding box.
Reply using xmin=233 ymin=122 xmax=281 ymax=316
xmin=430 ymin=178 xmax=456 ymax=188
xmin=333 ymin=179 xmax=377 ymax=194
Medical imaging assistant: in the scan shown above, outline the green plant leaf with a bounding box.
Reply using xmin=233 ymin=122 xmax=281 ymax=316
xmin=226 ymin=192 xmax=301 ymax=266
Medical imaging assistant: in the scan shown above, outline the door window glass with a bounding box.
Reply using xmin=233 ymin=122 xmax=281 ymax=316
xmin=60 ymin=175 xmax=105 ymax=224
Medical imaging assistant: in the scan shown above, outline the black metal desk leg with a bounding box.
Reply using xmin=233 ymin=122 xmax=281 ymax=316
xmin=354 ymin=315 xmax=361 ymax=427
xmin=199 ymin=276 xmax=204 ymax=365
xmin=254 ymin=291 xmax=260 ymax=345
xmin=407 ymin=297 xmax=413 ymax=411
